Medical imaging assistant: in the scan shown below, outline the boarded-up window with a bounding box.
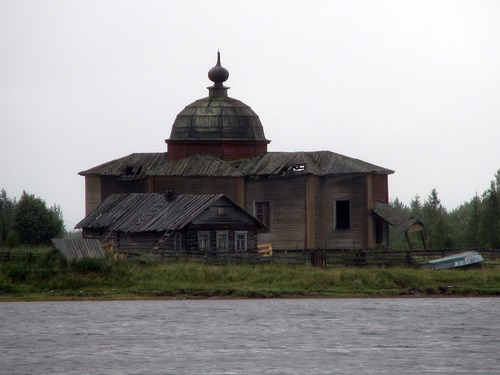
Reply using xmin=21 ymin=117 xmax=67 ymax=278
xmin=198 ymin=231 xmax=210 ymax=251
xmin=254 ymin=201 xmax=270 ymax=227
xmin=335 ymin=200 xmax=351 ymax=230
xmin=235 ymin=231 xmax=247 ymax=252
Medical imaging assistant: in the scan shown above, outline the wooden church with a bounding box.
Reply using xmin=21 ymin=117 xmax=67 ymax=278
xmin=78 ymin=53 xmax=394 ymax=251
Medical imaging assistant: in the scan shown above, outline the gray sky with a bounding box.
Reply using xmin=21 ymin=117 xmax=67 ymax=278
xmin=1 ymin=1 xmax=499 ymax=230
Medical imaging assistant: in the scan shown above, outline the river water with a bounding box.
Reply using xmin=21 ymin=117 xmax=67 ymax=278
xmin=1 ymin=298 xmax=498 ymax=374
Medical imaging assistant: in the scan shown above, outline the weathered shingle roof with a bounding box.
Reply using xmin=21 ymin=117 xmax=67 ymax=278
xmin=228 ymin=151 xmax=393 ymax=177
xmin=75 ymin=193 xmax=267 ymax=232
xmin=52 ymin=238 xmax=105 ymax=260
xmin=372 ymin=202 xmax=424 ymax=232
xmin=149 ymin=154 xmax=245 ymax=177
xmin=168 ymin=96 xmax=268 ymax=142
xmin=80 ymin=151 xmax=393 ymax=178
xmin=79 ymin=153 xmax=169 ymax=177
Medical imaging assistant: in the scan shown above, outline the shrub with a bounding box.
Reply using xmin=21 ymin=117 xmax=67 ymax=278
xmin=71 ymin=257 xmax=111 ymax=274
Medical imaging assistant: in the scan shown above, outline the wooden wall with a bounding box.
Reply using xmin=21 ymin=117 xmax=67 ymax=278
xmin=100 ymin=176 xmax=148 ymax=200
xmin=83 ymin=172 xmax=389 ymax=251
xmin=246 ymin=177 xmax=307 ymax=250
xmin=152 ymin=176 xmax=244 ymax=205
xmin=167 ymin=141 xmax=268 ymax=162
xmin=318 ymin=175 xmax=367 ymax=249
xmin=84 ymin=177 xmax=102 ymax=215
xmin=81 ymin=197 xmax=262 ymax=253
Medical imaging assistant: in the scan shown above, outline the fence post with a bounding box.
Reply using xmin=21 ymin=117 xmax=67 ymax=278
xmin=311 ymin=249 xmax=326 ymax=268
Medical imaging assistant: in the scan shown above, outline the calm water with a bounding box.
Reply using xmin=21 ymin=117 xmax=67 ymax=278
xmin=1 ymin=298 xmax=499 ymax=374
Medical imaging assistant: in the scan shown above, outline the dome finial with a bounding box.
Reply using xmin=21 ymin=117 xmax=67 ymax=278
xmin=208 ymin=51 xmax=230 ymax=96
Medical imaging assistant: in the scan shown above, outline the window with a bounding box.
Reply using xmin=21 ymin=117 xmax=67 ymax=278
xmin=216 ymin=231 xmax=229 ymax=252
xmin=335 ymin=200 xmax=351 ymax=230
xmin=198 ymin=231 xmax=210 ymax=251
xmin=174 ymin=232 xmax=184 ymax=253
xmin=235 ymin=231 xmax=247 ymax=252
xmin=254 ymin=201 xmax=270 ymax=227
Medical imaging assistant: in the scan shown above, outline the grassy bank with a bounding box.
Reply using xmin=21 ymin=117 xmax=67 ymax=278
xmin=1 ymin=248 xmax=499 ymax=301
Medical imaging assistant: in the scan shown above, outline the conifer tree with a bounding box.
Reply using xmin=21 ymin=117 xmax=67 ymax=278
xmin=479 ymin=170 xmax=500 ymax=248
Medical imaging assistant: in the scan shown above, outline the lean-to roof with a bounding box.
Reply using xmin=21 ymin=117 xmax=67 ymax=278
xmin=79 ymin=151 xmax=393 ymax=178
xmin=372 ymin=202 xmax=424 ymax=232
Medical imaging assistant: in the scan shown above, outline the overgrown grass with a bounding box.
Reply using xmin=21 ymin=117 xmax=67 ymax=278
xmin=1 ymin=247 xmax=499 ymax=300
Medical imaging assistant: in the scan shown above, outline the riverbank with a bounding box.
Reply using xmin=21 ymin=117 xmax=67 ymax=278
xmin=1 ymin=249 xmax=499 ymax=301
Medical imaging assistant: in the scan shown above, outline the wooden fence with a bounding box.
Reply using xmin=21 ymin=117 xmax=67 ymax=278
xmin=1 ymin=247 xmax=499 ymax=268
xmin=144 ymin=248 xmax=500 ymax=267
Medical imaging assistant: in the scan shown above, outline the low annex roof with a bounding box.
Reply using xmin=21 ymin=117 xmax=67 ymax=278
xmin=75 ymin=193 xmax=267 ymax=232
xmin=372 ymin=202 xmax=424 ymax=233
xmin=79 ymin=151 xmax=393 ymax=178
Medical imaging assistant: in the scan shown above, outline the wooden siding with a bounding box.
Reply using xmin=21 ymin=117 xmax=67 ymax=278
xmin=368 ymin=174 xmax=390 ymax=248
xmin=183 ymin=227 xmax=259 ymax=253
xmin=83 ymin=227 xmax=259 ymax=254
xmin=84 ymin=176 xmax=101 ymax=215
xmin=79 ymin=193 xmax=265 ymax=253
xmin=100 ymin=176 xmax=148 ymax=201
xmin=152 ymin=176 xmax=241 ymax=202
xmin=246 ymin=177 xmax=306 ymax=249
xmin=306 ymin=175 xmax=320 ymax=249
xmin=80 ymin=151 xmax=392 ymax=251
xmin=371 ymin=174 xmax=389 ymax=203
xmin=318 ymin=175 xmax=367 ymax=249
xmin=167 ymin=141 xmax=268 ymax=162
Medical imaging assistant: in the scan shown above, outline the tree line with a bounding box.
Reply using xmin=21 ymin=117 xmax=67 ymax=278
xmin=0 ymin=190 xmax=65 ymax=247
xmin=1 ymin=169 xmax=499 ymax=249
xmin=390 ymin=170 xmax=500 ymax=250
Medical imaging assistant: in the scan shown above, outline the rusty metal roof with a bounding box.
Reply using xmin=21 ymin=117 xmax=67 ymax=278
xmin=80 ymin=151 xmax=393 ymax=178
xmin=75 ymin=193 xmax=267 ymax=233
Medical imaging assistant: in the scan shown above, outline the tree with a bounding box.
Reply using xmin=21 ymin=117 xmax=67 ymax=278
xmin=409 ymin=195 xmax=423 ymax=220
xmin=422 ymin=189 xmax=452 ymax=249
xmin=13 ymin=192 xmax=65 ymax=246
xmin=0 ymin=189 xmax=18 ymax=246
xmin=388 ymin=198 xmax=412 ymax=249
xmin=463 ymin=195 xmax=481 ymax=247
xmin=479 ymin=170 xmax=500 ymax=248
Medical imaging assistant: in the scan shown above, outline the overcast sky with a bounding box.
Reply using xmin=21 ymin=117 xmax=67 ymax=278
xmin=1 ymin=1 xmax=499 ymax=230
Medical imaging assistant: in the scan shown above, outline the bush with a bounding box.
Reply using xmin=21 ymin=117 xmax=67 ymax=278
xmin=71 ymin=257 xmax=111 ymax=274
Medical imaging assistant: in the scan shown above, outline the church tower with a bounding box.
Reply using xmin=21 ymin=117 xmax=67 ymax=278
xmin=166 ymin=52 xmax=270 ymax=161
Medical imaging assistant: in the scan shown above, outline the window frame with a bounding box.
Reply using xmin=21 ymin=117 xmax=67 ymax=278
xmin=234 ymin=231 xmax=248 ymax=252
xmin=216 ymin=231 xmax=229 ymax=252
xmin=197 ymin=231 xmax=210 ymax=251
xmin=334 ymin=199 xmax=351 ymax=230
xmin=174 ymin=232 xmax=183 ymax=253
xmin=254 ymin=201 xmax=271 ymax=228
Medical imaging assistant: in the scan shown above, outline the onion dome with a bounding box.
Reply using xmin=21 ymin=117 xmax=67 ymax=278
xmin=208 ymin=51 xmax=229 ymax=90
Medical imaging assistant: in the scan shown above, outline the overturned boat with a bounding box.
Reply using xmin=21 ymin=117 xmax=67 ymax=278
xmin=423 ymin=250 xmax=483 ymax=270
